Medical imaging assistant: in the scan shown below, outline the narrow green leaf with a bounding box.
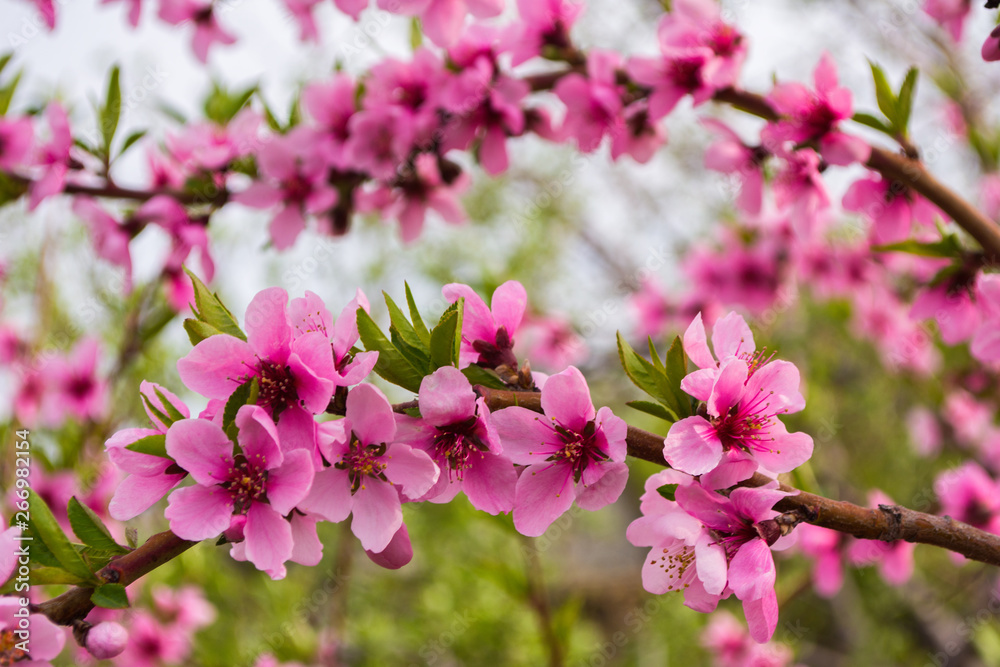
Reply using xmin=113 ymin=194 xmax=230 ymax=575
xmin=410 ymin=17 xmax=423 ymax=50
xmin=101 ymin=65 xmax=122 ymax=152
xmin=356 ymin=308 xmax=424 ymax=392
xmin=871 ymin=236 xmax=963 ymax=258
xmin=184 ymin=267 xmax=246 ymax=341
xmin=153 ymin=387 xmax=187 ymax=423
xmin=0 ymin=70 xmax=21 ymax=116
xmin=404 ymin=283 xmax=431 ymax=346
xmin=26 ymin=490 xmax=94 ymax=582
xmin=124 ymin=434 xmax=169 ymax=459
xmin=627 ymin=400 xmax=678 ymax=423
xmin=617 ymin=332 xmax=668 ymax=404
xmin=429 ymin=299 xmax=463 ymax=369
xmin=896 ymin=67 xmax=919 ymax=133
xmin=0 ymin=53 xmax=12 ymax=77
xmin=461 ymin=365 xmax=507 ymax=390
xmin=118 ymin=129 xmax=147 ymax=157
xmin=91 ymin=583 xmax=130 ymax=609
xmin=390 ymin=329 xmax=432 ymax=372
xmin=287 ymin=92 xmax=301 ymax=128
xmin=869 ymin=61 xmax=898 ymax=125
xmin=852 ymin=112 xmax=894 ymax=136
xmin=28 ymin=567 xmax=88 ymax=586
xmin=223 ymin=377 xmax=258 ymax=431
xmin=664 ymin=336 xmax=693 ymax=420
xmin=183 ymin=318 xmax=224 ymax=346
xmin=385 ymin=291 xmax=429 ymax=359
xmin=68 ymin=498 xmax=128 ymax=554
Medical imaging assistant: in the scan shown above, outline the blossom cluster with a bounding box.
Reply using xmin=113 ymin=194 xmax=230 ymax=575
xmin=104 ymin=280 xmax=629 ymax=580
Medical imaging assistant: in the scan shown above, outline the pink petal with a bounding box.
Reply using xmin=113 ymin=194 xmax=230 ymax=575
xmin=346 ymin=383 xmax=397 ymax=445
xmin=235 ymin=404 xmax=283 ymax=467
xmin=679 ymin=367 xmax=718 ymax=402
xmin=244 ymin=502 xmax=293 ymax=580
xmin=365 ymin=523 xmax=413 ymax=569
xmin=298 ymin=467 xmax=353 ymax=522
xmin=540 ymin=366 xmax=595 ymax=433
xmin=710 ymin=311 xmax=755 ymax=359
xmin=245 ymin=287 xmax=291 ymax=361
xmin=575 ymin=461 xmax=628 ymax=510
xmin=289 ymin=513 xmax=323 ymax=566
xmin=165 ymin=484 xmax=234 ymax=541
xmin=742 ymin=590 xmax=779 ymax=643
xmin=663 ymin=416 xmax=723 ymax=475
xmin=513 ymin=463 xmax=576 ymax=537
xmin=288 ymin=332 xmax=336 ymax=412
xmin=707 ymin=357 xmax=748 ymax=418
xmin=461 ymin=452 xmax=517 ymax=514
xmin=491 ymin=406 xmax=560 ymax=464
xmin=165 ymin=418 xmax=232 ymax=486
xmin=820 ymin=131 xmax=870 ymax=166
xmin=728 ymin=538 xmax=775 ymax=601
xmin=177 ymin=335 xmax=256 ymax=400
xmin=109 ymin=472 xmax=186 ymax=521
xmin=351 ymin=480 xmax=403 ymax=552
xmin=491 ymin=280 xmax=528 ymax=337
xmin=694 ymin=530 xmax=729 ymax=595
xmin=683 ymin=312 xmax=716 ymax=369
xmin=266 ymin=449 xmax=315 ymax=515
xmin=418 ymin=366 xmax=476 ymax=426
xmin=384 ymin=443 xmax=440 ymax=499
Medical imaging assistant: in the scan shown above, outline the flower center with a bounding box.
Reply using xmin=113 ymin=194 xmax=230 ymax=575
xmin=670 ymin=55 xmax=705 ymax=93
xmin=335 ymin=432 xmax=388 ymax=493
xmin=802 ymin=101 xmax=839 ymax=140
xmin=433 ymin=416 xmax=490 ymax=481
xmin=67 ymin=373 xmax=95 ymax=400
xmin=548 ymin=420 xmax=608 ymax=483
xmin=223 ymin=454 xmax=268 ymax=514
xmin=712 ymin=389 xmax=780 ymax=455
xmin=0 ymin=629 xmax=27 ymax=665
xmin=650 ymin=543 xmax=697 ymax=592
xmin=471 ymin=326 xmax=518 ymax=369
xmin=256 ymin=358 xmax=297 ymax=416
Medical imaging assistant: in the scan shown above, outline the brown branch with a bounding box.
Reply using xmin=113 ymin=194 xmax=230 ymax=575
xmin=32 ymin=531 xmax=196 ymax=626
xmin=477 ymin=386 xmax=1000 ymax=568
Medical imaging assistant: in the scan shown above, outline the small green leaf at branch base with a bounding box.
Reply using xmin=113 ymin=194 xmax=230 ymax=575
xmin=26 ymin=490 xmax=95 ymax=582
xmin=91 ymin=583 xmax=130 ymax=609
xmin=184 ymin=267 xmax=247 ymax=342
xmin=356 ymin=308 xmax=424 ymax=392
xmin=125 ymin=434 xmax=170 ymax=459
xmin=68 ymin=497 xmax=129 ymax=554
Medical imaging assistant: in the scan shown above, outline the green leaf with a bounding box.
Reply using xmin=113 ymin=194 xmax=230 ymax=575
xmin=390 ymin=329 xmax=432 ymax=372
xmin=627 ymin=400 xmax=678 ymax=423
xmin=125 ymin=433 xmax=170 ymax=459
xmin=872 ymin=236 xmax=964 ymax=258
xmin=404 ymin=283 xmax=431 ymax=346
xmin=0 ymin=53 xmax=12 ymax=77
xmin=462 ymin=365 xmax=507 ymax=390
xmin=356 ymin=308 xmax=424 ymax=393
xmin=896 ymin=67 xmax=919 ymax=133
xmin=617 ymin=333 xmax=667 ymax=403
xmin=101 ymin=65 xmax=122 ymax=153
xmin=663 ymin=336 xmax=693 ymax=420
xmin=385 ymin=291 xmax=429 ymax=360
xmin=118 ymin=129 xmax=147 ymax=158
xmin=410 ymin=17 xmax=423 ymax=51
xmin=869 ymin=60 xmax=898 ymax=126
xmin=68 ymin=497 xmax=129 ymax=554
xmin=852 ymin=112 xmax=894 ymax=136
xmin=184 ymin=267 xmax=246 ymax=341
xmin=153 ymin=387 xmax=187 ymax=423
xmin=429 ymin=299 xmax=463 ymax=370
xmin=0 ymin=69 xmax=22 ymax=116
xmin=125 ymin=527 xmax=138 ymax=550
xmin=26 ymin=490 xmax=95 ymax=582
xmin=657 ymin=484 xmax=679 ymax=502
xmin=223 ymin=376 xmax=259 ymax=432
xmin=204 ymin=82 xmax=257 ymax=125
xmin=91 ymin=583 xmax=130 ymax=609
xmin=27 ymin=566 xmax=89 ymax=586
xmin=183 ymin=318 xmax=224 ymax=346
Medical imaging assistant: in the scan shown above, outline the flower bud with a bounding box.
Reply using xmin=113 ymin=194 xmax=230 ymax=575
xmin=85 ymin=621 xmax=128 ymax=659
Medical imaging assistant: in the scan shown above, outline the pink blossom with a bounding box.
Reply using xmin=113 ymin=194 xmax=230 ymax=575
xmin=382 ymin=0 xmax=504 ymax=47
xmin=910 ymin=281 xmax=980 ymax=346
xmin=492 ymin=366 xmax=629 ymax=536
xmin=701 ymin=118 xmax=765 ymax=214
xmin=627 ymin=46 xmax=716 ymax=122
xmin=516 ymin=313 xmax=587 ymax=371
xmin=684 ymin=236 xmax=789 ymax=315
xmin=846 ymin=490 xmax=915 ymax=586
xmin=164 ymin=405 xmax=315 ymax=579
xmin=906 ymin=406 xmax=942 ymax=457
xmin=364 ymin=523 xmax=414 ymax=569
xmin=46 ymin=337 xmax=108 ymax=423
xmin=288 ymin=288 xmax=378 ymax=388
xmin=151 ymin=585 xmax=217 ymax=631
xmin=29 ymin=103 xmax=72 ymax=210
xmin=610 ymin=100 xmax=667 ymax=163
xmin=924 ymin=0 xmax=971 ymax=41
xmin=302 ymin=74 xmax=357 ymax=171
xmin=702 ymin=611 xmax=796 ymax=667
xmin=165 ymin=109 xmax=260 ymax=172
xmin=344 ymin=106 xmax=415 ymax=181
xmin=843 ymin=174 xmax=939 ymax=244
xmin=233 ymin=128 xmax=338 ymax=249
xmin=772 ymin=148 xmax=830 ymax=238
xmin=555 ymin=50 xmax=624 ymax=152
xmin=851 ymin=285 xmax=940 ymax=375
xmin=106 ymin=382 xmax=190 ymax=521
xmin=657 ymin=0 xmax=747 ymax=89
xmin=113 ymin=610 xmax=191 ymax=667
xmin=795 ymin=524 xmax=843 ymax=598
xmin=943 ymin=389 xmax=993 ymax=446
xmin=507 ymin=0 xmax=584 ymax=66
xmin=396 ymin=366 xmax=516 ymax=513
xmin=971 ymin=274 xmax=1000 ymax=363
xmin=177 ymin=286 xmax=336 ymax=428
xmin=378 ymin=153 xmax=469 ymax=242
xmin=935 ymin=462 xmax=1000 ymax=538
xmin=86 ymin=622 xmax=128 ymax=660
xmin=0 ymin=116 xmax=33 ymax=172
xmin=158 ymin=0 xmax=236 ymax=62
xmin=793 ymin=239 xmax=873 ymax=300
xmin=0 ymin=597 xmax=65 ymax=664
xmin=767 ymin=54 xmax=870 ymax=166
xmin=72 ymin=198 xmax=133 ymax=293
xmin=299 ymin=383 xmax=439 ymax=552
xmin=363 ymin=49 xmax=446 ymax=144
xmin=442 ymin=280 xmax=527 ymax=369
xmin=664 ymin=311 xmax=812 ymax=487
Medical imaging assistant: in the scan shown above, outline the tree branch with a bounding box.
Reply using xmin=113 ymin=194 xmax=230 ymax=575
xmin=477 ymin=386 xmax=1000 ymax=568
